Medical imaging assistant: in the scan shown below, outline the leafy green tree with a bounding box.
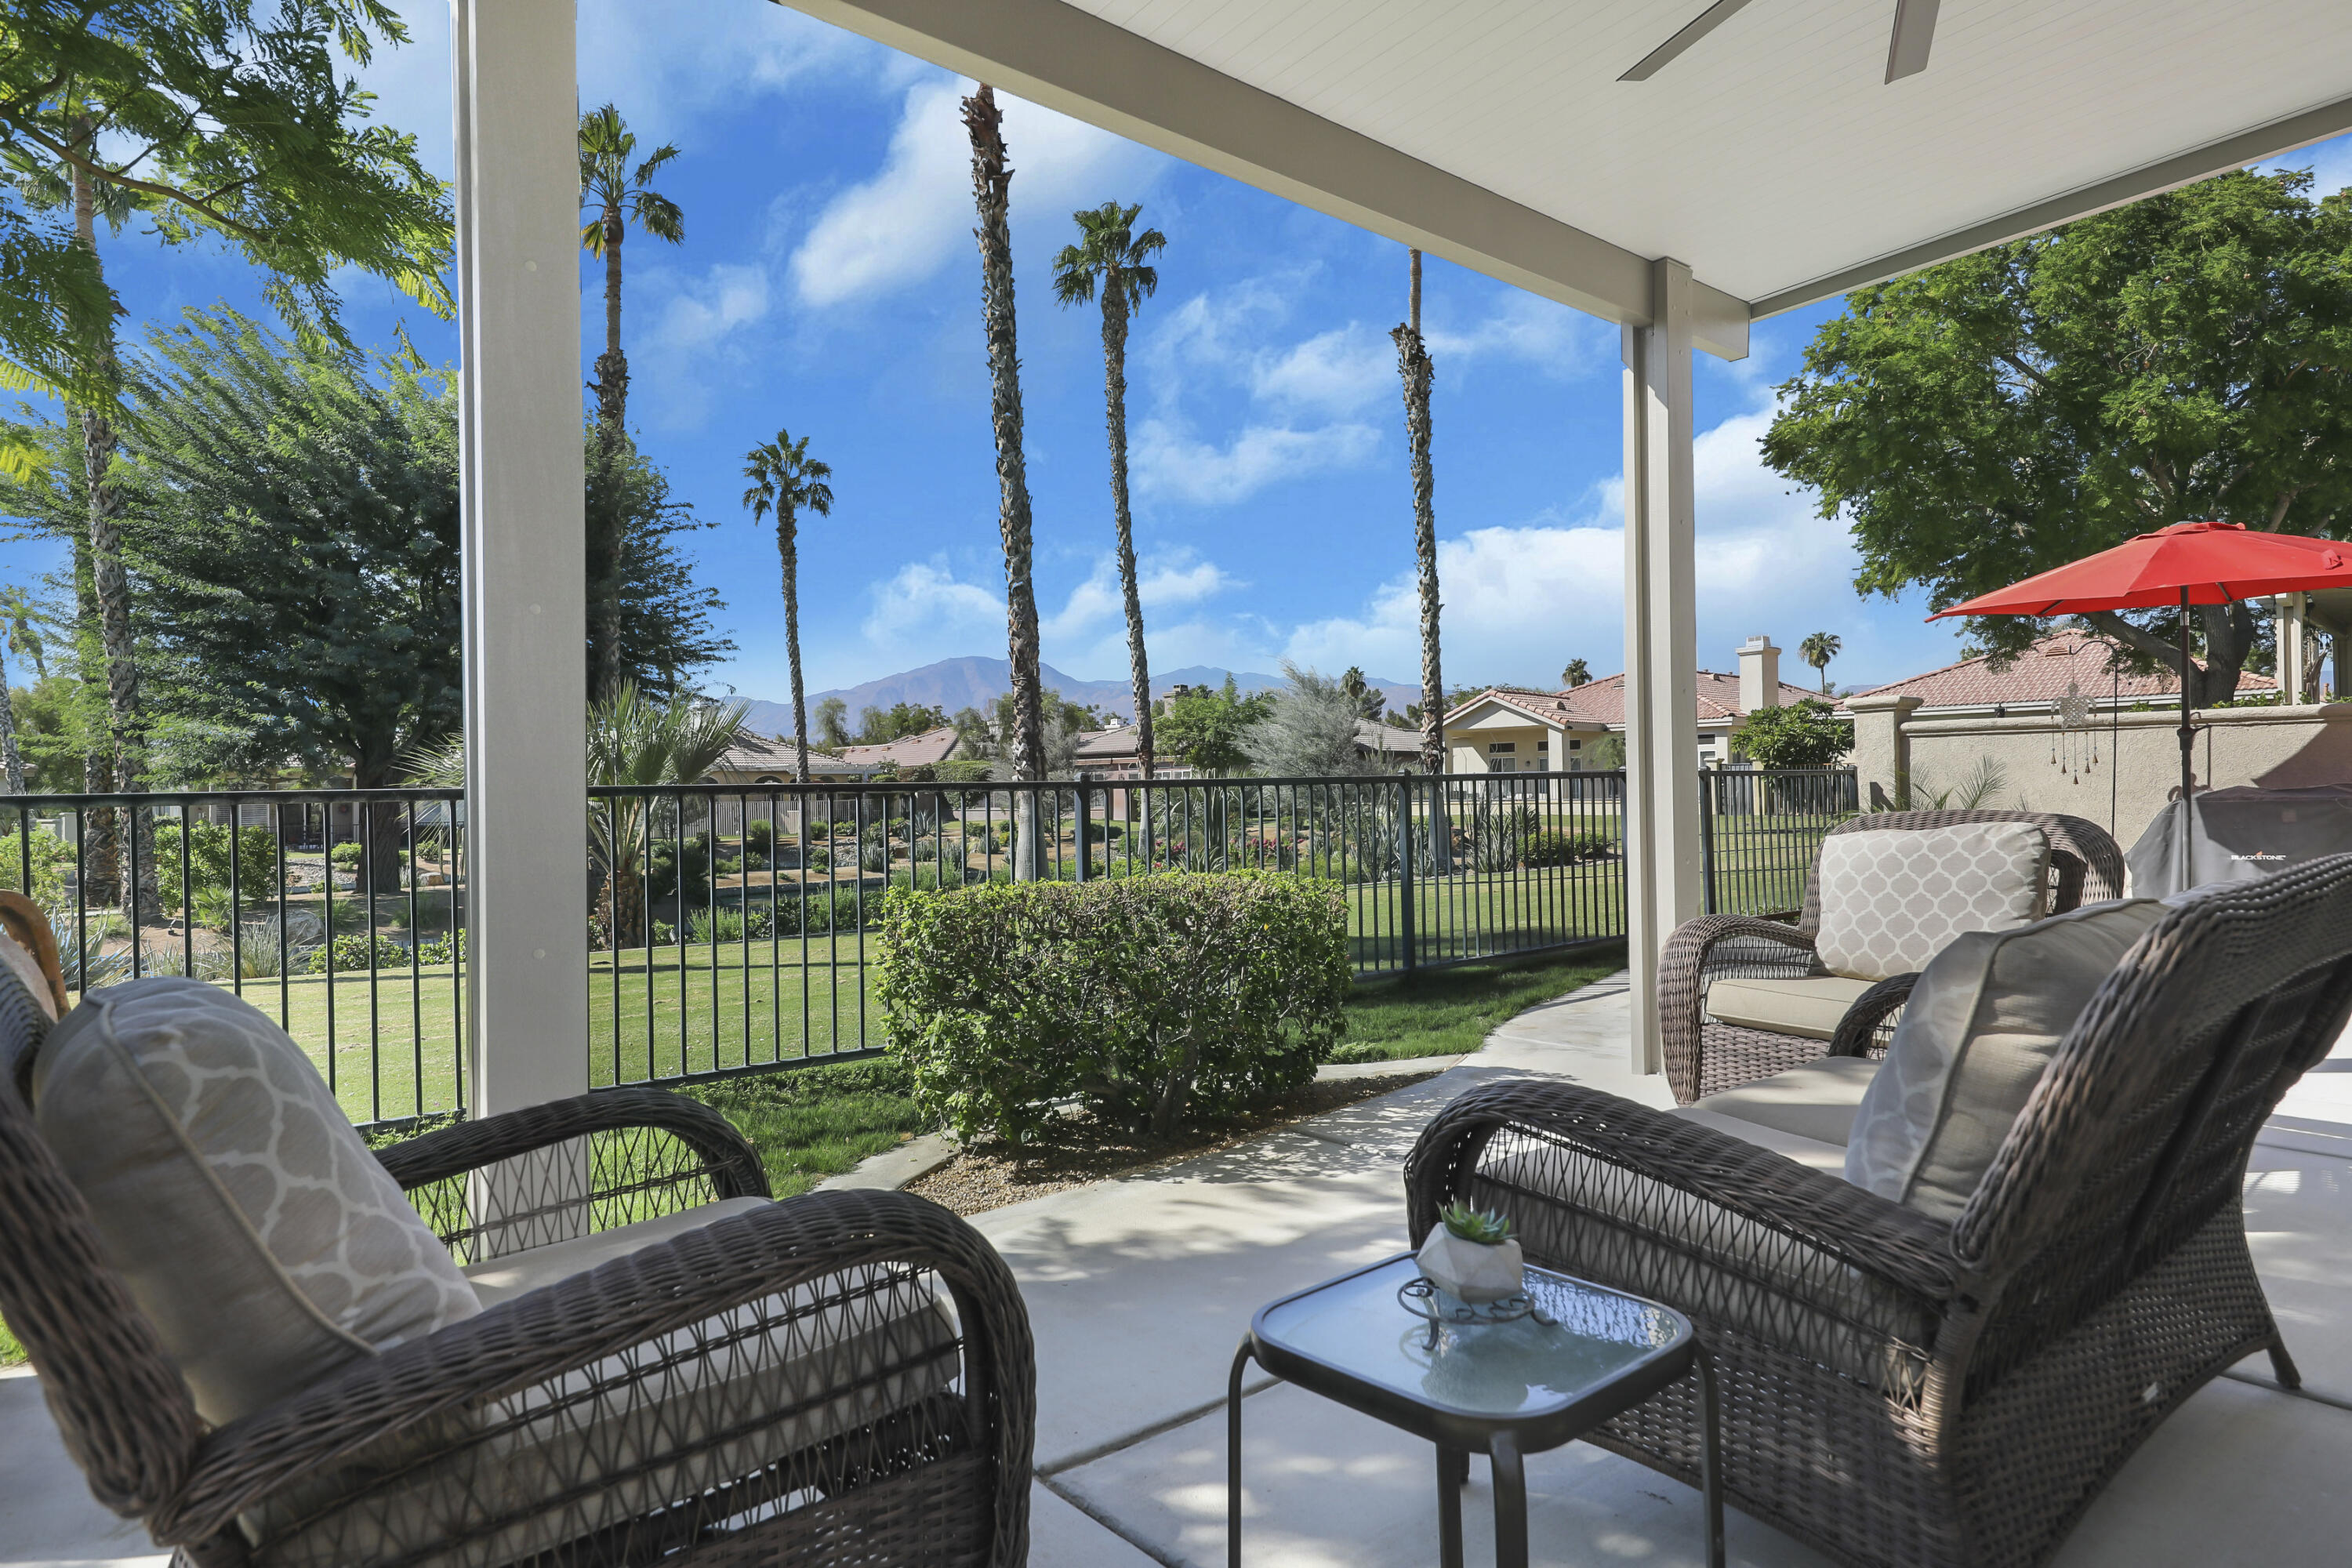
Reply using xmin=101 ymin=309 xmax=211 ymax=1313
xmin=1763 ymin=169 xmax=2352 ymax=705
xmin=855 ymin=702 xmax=949 ymax=744
xmin=600 ymin=430 xmax=733 ymax=693
xmin=1798 ymin=632 xmax=1841 ymax=695
xmin=1338 ymin=666 xmax=1385 ymax=719
xmin=7 ymin=673 xmax=94 ymax=793
xmin=1730 ymin=699 xmax=1853 ymax=768
xmin=741 ymin=429 xmax=833 ymax=782
xmin=815 ymin=695 xmax=851 ymax=752
xmin=1560 ymin=658 xmax=1591 ymax=688
xmin=2 ymin=0 xmax=453 ymax=823
xmin=1247 ymin=662 xmax=1378 ymax=777
xmin=1054 ymin=199 xmax=1166 ymax=776
xmin=1157 ymin=676 xmax=1271 ymax=775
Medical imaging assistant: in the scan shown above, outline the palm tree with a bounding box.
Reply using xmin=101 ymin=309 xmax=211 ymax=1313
xmin=1800 ymin=631 xmax=1842 ymax=694
xmin=1392 ymin=250 xmax=1442 ymax=776
xmin=408 ymin=684 xmax=746 ymax=951
xmin=1053 ymin=201 xmax=1167 ymax=777
xmin=963 ymin=85 xmax=1048 ymax=881
xmin=1561 ymin=658 xmax=1591 ymax=688
xmin=741 ymin=430 xmax=833 ymax=784
xmin=0 ymin=594 xmax=26 ymax=793
xmin=578 ymin=104 xmax=683 ymax=439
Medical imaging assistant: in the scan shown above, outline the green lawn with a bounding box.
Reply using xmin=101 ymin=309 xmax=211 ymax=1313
xmin=1331 ymin=946 xmax=1626 ymax=1062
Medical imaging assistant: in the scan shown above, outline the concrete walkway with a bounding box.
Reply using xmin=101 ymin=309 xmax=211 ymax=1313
xmin=9 ymin=971 xmax=2352 ymax=1567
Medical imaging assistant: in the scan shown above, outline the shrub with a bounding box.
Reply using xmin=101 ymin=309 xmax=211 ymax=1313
xmin=329 ymin=841 xmax=363 ymax=869
xmin=808 ymin=845 xmax=831 ymax=873
xmin=877 ymin=871 xmax=1349 ymax=1144
xmin=1522 ymin=829 xmax=1613 ymax=867
xmin=745 ymin=820 xmax=775 ymax=855
xmin=304 ymin=931 xmax=413 ymax=973
xmin=416 ymin=927 xmax=464 ymax=965
xmin=154 ymin=822 xmax=280 ymax=917
xmin=0 ymin=825 xmax=74 ymax=909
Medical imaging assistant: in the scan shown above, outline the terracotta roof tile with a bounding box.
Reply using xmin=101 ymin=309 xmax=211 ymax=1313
xmin=1849 ymin=629 xmax=2275 ymax=709
xmin=831 ymin=725 xmax=964 ymax=768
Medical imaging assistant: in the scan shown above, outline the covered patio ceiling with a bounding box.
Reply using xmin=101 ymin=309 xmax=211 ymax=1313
xmin=791 ymin=0 xmax=2352 ymax=354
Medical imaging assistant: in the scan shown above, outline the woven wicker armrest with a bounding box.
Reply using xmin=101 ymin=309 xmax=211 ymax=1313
xmin=376 ymin=1086 xmax=771 ymax=1202
xmin=1405 ymin=1077 xmax=1958 ymax=1302
xmin=156 ymin=1189 xmax=1033 ymax=1552
xmin=1661 ymin=914 xmax=1821 ymax=1104
xmin=1828 ymin=973 xmax=1919 ymax=1058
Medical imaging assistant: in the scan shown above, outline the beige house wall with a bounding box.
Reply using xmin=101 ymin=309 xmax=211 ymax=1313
xmin=1851 ymin=701 xmax=2352 ymax=848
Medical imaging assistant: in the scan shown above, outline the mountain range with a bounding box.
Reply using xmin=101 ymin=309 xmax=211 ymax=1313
xmin=736 ymin=656 xmax=1419 ymax=740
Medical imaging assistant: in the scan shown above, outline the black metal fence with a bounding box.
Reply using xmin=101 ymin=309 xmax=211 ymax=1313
xmin=1 ymin=767 xmax=1853 ymax=1128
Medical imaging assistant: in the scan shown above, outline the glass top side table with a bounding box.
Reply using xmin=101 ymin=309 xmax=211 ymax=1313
xmin=1228 ymin=1253 xmax=1722 ymax=1568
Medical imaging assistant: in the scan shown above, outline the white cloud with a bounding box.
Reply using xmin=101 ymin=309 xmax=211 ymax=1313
xmin=1276 ymin=398 xmax=1951 ymax=688
xmin=860 ymin=561 xmax=1005 ymax=648
xmin=1249 ymin=325 xmax=1393 ymax=416
xmin=627 ymin=262 xmax=775 ymax=427
xmin=790 ymin=80 xmax=1162 ymax=309
xmin=1424 ymin=290 xmax=1610 ymax=377
xmin=1040 ymin=551 xmax=1235 ymax=641
xmin=1133 ymin=418 xmax=1381 ymax=506
xmin=575 ymin=0 xmax=910 ymax=143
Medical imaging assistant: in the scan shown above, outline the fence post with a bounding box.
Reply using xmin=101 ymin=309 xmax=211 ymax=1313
xmin=1072 ymin=783 xmax=1090 ymax=883
xmin=1697 ymin=766 xmax=1719 ymax=915
xmin=1397 ymin=774 xmax=1417 ymax=975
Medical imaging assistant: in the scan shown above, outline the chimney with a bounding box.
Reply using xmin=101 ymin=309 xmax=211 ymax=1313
xmin=1737 ymin=636 xmax=1780 ymax=712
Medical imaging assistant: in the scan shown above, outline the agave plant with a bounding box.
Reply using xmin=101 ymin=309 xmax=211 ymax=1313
xmin=1439 ymin=1202 xmax=1513 ymax=1246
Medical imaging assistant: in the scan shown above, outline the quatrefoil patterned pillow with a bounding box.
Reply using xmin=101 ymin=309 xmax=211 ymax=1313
xmin=1813 ymin=822 xmax=2051 ymax=982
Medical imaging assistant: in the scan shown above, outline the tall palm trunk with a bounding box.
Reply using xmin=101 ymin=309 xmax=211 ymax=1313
xmin=964 ymin=86 xmax=1047 ymax=817
xmin=586 ymin=211 xmax=629 ymax=700
xmin=0 ymin=636 xmax=22 ymax=793
xmin=779 ymin=511 xmax=810 ymax=782
xmin=1099 ymin=288 xmax=1155 ymax=778
xmin=1394 ymin=249 xmax=1446 ymax=877
xmin=1395 ymin=251 xmax=1442 ymax=775
xmin=71 ymin=138 xmax=157 ymax=922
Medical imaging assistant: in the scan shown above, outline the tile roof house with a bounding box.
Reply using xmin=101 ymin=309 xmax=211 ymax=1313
xmin=828 ymin=725 xmax=969 ymax=774
xmin=1446 ymin=637 xmax=1817 ymax=772
xmin=1844 ymin=627 xmax=2277 ymax=716
xmin=1069 ymin=717 xmax=1424 ymax=780
xmin=704 ymin=732 xmax=874 ymax=785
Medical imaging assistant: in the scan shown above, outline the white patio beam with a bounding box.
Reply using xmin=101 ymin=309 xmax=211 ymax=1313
xmin=780 ymin=0 xmax=1751 ymax=361
xmin=452 ymin=0 xmax=589 ymax=1117
xmin=1621 ymin=260 xmax=1702 ymax=1078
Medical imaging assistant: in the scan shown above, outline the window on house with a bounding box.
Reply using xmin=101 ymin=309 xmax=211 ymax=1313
xmin=1568 ymin=738 xmax=1582 ymax=751
xmin=1487 ymin=741 xmax=1516 ymax=753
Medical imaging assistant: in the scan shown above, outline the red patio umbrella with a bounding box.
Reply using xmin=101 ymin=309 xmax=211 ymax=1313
xmin=1932 ymin=521 xmax=2352 ymax=871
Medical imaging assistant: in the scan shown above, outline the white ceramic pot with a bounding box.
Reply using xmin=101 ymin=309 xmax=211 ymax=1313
xmin=1415 ymin=1229 xmax=1525 ymax=1305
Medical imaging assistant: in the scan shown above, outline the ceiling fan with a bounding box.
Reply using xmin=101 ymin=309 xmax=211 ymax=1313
xmin=1620 ymin=0 xmax=1941 ymax=84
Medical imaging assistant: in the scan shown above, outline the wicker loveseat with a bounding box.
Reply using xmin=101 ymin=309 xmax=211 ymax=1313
xmin=1663 ymin=809 xmax=2125 ymax=1104
xmin=1406 ymin=855 xmax=2352 ymax=1568
xmin=0 ymin=948 xmax=1033 ymax=1568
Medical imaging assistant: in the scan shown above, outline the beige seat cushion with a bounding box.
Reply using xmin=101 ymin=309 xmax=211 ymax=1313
xmin=1846 ymin=898 xmax=2166 ymax=1221
xmin=462 ymin=1196 xmax=775 ymax=1306
xmin=1670 ymin=1106 xmax=1849 ymax=1174
xmin=1690 ymin=1054 xmax=1880 ymax=1149
xmin=1704 ymin=975 xmax=1875 ymax=1041
xmin=1814 ymin=822 xmax=2051 ymax=981
xmin=31 ymin=978 xmax=478 ymax=1423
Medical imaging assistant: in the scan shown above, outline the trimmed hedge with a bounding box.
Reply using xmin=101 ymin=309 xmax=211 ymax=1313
xmin=875 ymin=870 xmax=1349 ymax=1143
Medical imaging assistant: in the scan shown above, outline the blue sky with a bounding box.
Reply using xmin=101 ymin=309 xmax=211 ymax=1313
xmin=10 ymin=1 xmax=2352 ymax=705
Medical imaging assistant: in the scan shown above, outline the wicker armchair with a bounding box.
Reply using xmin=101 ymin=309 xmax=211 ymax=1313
xmin=1406 ymin=854 xmax=2352 ymax=1568
xmin=1664 ymin=809 xmax=2125 ymax=1104
xmin=0 ymin=964 xmax=1033 ymax=1568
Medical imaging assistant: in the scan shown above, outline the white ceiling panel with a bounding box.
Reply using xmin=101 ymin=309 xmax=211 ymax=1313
xmin=1059 ymin=0 xmax=2352 ymax=307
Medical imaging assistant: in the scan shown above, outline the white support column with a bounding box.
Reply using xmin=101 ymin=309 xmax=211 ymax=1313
xmin=2281 ymin=593 xmax=2309 ymax=703
xmin=1621 ymin=260 xmax=1701 ymax=1076
xmin=453 ymin=0 xmax=588 ymax=1118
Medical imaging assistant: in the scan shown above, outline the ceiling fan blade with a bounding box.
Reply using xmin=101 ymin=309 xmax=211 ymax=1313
xmin=1619 ymin=0 xmax=1762 ymax=82
xmin=1886 ymin=0 xmax=1941 ymax=82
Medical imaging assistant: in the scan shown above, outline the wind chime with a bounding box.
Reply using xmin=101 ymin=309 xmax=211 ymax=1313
xmin=2049 ymin=642 xmax=2106 ymax=785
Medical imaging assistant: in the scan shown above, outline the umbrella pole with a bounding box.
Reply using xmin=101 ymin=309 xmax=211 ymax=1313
xmin=2178 ymin=586 xmax=2195 ymax=894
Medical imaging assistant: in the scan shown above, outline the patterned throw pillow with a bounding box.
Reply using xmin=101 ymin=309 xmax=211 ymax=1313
xmin=1845 ymin=899 xmax=2166 ymax=1219
xmin=31 ymin=978 xmax=479 ymax=1423
xmin=1813 ymin=822 xmax=2050 ymax=982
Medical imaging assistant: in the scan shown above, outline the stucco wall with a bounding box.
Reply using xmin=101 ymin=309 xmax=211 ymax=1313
xmin=1856 ymin=703 xmax=2352 ymax=850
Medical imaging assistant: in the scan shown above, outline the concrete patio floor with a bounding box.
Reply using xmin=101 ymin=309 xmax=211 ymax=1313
xmin=7 ymin=971 xmax=2350 ymax=1567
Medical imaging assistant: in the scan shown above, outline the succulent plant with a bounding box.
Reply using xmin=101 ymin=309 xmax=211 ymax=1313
xmin=1439 ymin=1202 xmax=1513 ymax=1246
